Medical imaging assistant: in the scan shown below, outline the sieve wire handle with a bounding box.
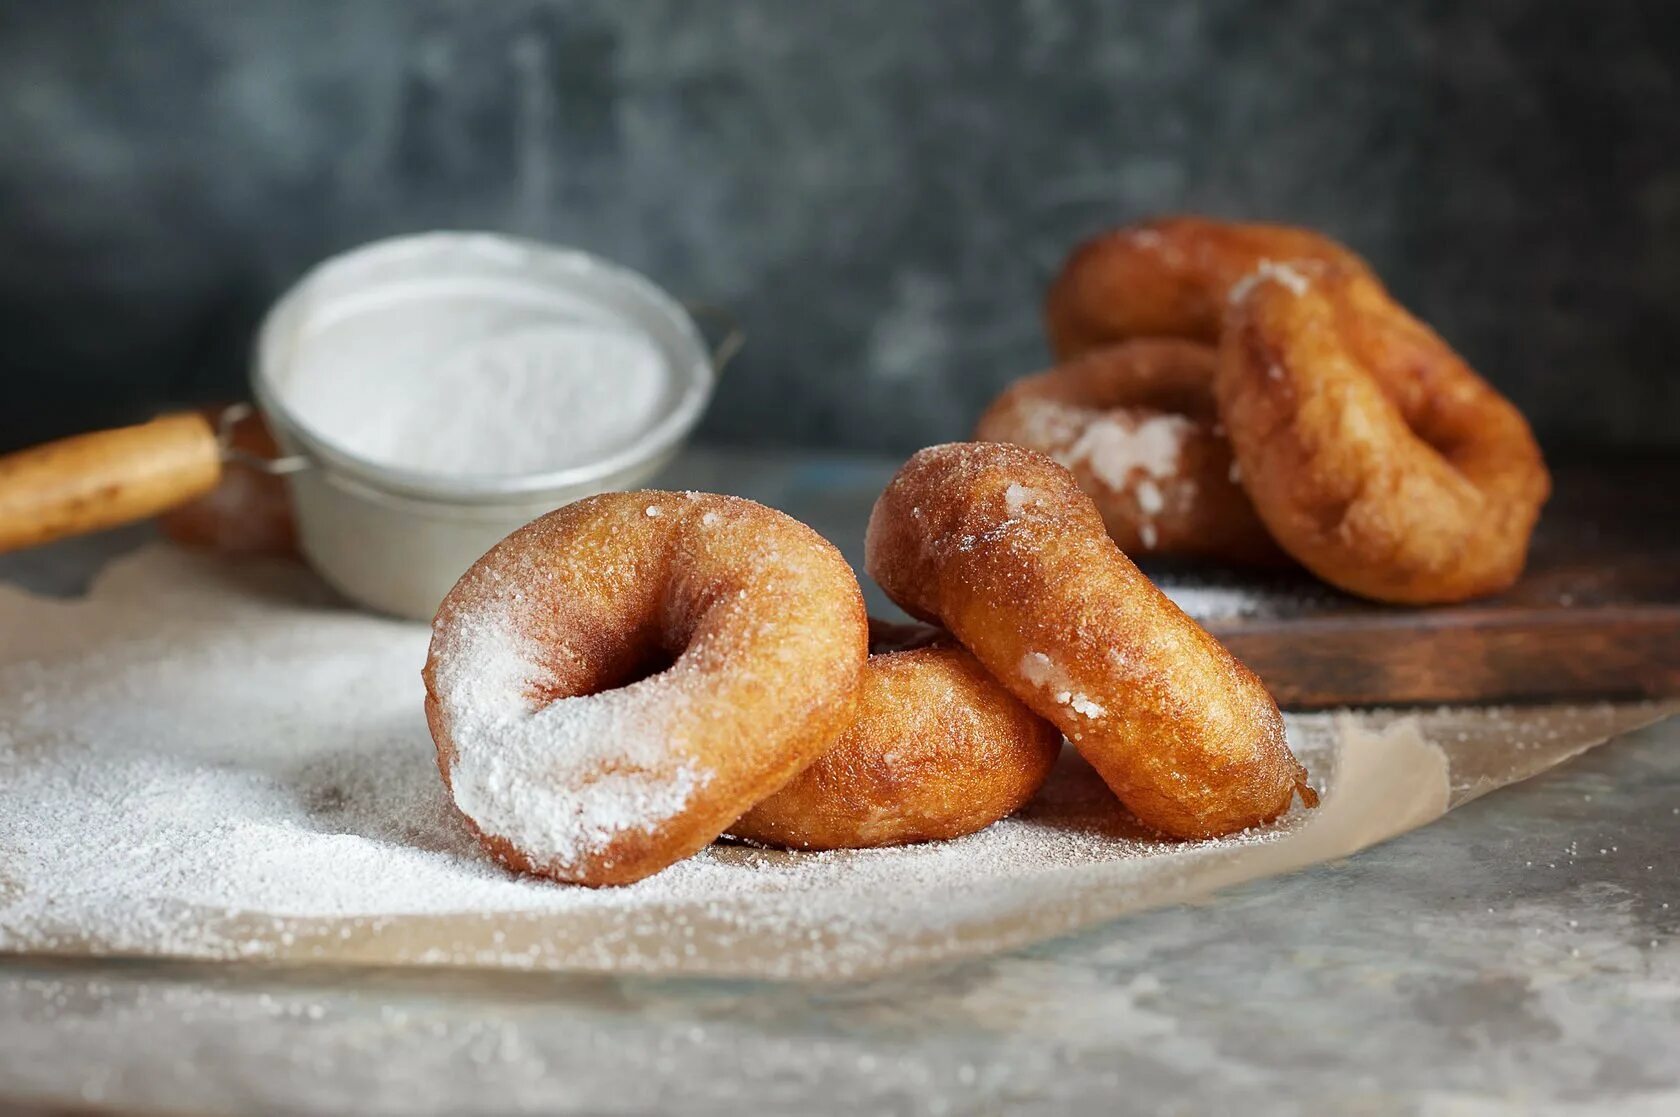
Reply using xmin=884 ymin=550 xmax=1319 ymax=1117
xmin=213 ymin=402 xmax=310 ymax=476
xmin=682 ymin=301 xmax=745 ymax=374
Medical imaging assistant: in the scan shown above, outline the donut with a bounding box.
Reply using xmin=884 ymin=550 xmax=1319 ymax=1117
xmin=974 ymin=339 xmax=1285 ymax=565
xmin=730 ymin=620 xmax=1062 ymax=850
xmin=1044 ymin=215 xmax=1370 ymax=358
xmin=1218 ymin=260 xmax=1550 ymax=604
xmin=423 ymin=491 xmax=868 ymax=886
xmin=158 ymin=407 xmax=297 ymax=555
xmin=865 ymin=442 xmax=1314 ymax=840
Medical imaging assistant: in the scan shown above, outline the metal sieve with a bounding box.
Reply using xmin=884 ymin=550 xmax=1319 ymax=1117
xmin=0 ymin=233 xmax=734 ymax=620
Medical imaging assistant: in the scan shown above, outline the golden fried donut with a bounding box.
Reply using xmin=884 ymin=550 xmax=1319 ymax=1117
xmin=730 ymin=620 xmax=1062 ymax=850
xmin=1044 ymin=215 xmax=1370 ymax=358
xmin=866 ymin=442 xmax=1314 ymax=839
xmin=424 ymin=491 xmax=868 ymax=886
xmin=158 ymin=407 xmax=297 ymax=555
xmin=1218 ymin=261 xmax=1550 ymax=604
xmin=974 ymin=339 xmax=1284 ymax=565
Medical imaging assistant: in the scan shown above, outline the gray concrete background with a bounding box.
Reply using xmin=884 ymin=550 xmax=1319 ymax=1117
xmin=2 ymin=0 xmax=1677 ymax=453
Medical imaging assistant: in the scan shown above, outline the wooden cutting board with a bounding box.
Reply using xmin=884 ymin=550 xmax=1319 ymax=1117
xmin=1155 ymin=462 xmax=1680 ymax=709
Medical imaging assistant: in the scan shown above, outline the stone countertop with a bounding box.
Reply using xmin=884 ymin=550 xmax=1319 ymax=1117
xmin=1 ymin=450 xmax=1676 ymax=1115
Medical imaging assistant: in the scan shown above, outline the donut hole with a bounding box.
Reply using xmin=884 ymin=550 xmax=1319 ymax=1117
xmin=606 ymin=644 xmax=682 ymax=692
xmin=523 ymin=623 xmax=682 ymax=709
xmin=866 ymin=618 xmax=945 ymax=654
xmin=1330 ymin=277 xmax=1531 ymax=507
xmin=1222 ymin=265 xmax=1548 ymax=602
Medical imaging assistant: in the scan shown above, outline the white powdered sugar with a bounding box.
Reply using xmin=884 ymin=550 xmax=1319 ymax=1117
xmin=1135 ymin=478 xmax=1165 ymax=516
xmin=280 ymin=313 xmax=670 ymax=478
xmin=1062 ymin=413 xmax=1193 ymax=493
xmin=0 ymin=546 xmax=1355 ymax=979
xmin=1067 ymin=694 xmax=1107 ymax=719
xmin=1154 ymin=576 xmax=1345 ymax=623
xmin=428 ymin=604 xmax=706 ymax=874
xmin=1228 ymin=258 xmax=1312 ymax=304
xmin=1029 ymin=409 xmax=1192 ymax=551
xmin=1158 ymin=583 xmax=1268 ymax=620
xmin=1008 ymin=397 xmax=1087 ymax=451
xmin=1019 ymin=651 xmax=1106 ymax=720
xmin=1003 ymin=482 xmax=1042 ymax=517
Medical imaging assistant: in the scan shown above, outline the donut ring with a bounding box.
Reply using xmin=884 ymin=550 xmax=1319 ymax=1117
xmin=866 ymin=442 xmax=1314 ymax=840
xmin=158 ymin=406 xmax=297 ymax=556
xmin=730 ymin=620 xmax=1062 ymax=850
xmin=974 ymin=339 xmax=1285 ymax=565
xmin=1044 ymin=215 xmax=1370 ymax=358
xmin=424 ymin=491 xmax=868 ymax=886
xmin=1218 ymin=261 xmax=1550 ymax=604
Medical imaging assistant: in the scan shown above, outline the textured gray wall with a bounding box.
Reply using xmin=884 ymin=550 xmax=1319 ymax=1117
xmin=1 ymin=1 xmax=1677 ymax=453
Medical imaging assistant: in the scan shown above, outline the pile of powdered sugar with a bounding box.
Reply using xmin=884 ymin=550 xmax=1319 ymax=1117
xmin=280 ymin=311 xmax=671 ymax=478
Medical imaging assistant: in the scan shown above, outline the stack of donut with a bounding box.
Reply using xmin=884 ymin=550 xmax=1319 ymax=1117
xmin=981 ymin=216 xmax=1551 ymax=604
xmin=425 ymin=448 xmax=1317 ymax=887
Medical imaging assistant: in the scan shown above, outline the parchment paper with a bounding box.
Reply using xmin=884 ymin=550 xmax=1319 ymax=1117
xmin=0 ymin=547 xmax=1671 ymax=980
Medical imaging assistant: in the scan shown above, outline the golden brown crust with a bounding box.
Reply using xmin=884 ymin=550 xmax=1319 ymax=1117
xmin=158 ymin=407 xmax=297 ymax=556
xmin=423 ymin=491 xmax=869 ymax=886
xmin=730 ymin=623 xmax=1062 ymax=850
xmin=865 ymin=442 xmax=1312 ymax=840
xmin=1217 ymin=262 xmax=1551 ymax=604
xmin=975 ymin=339 xmax=1286 ymax=565
xmin=1044 ymin=216 xmax=1370 ymax=358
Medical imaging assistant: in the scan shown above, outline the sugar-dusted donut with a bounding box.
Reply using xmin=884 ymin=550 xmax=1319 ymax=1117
xmin=1044 ymin=216 xmax=1370 ymax=358
xmin=424 ymin=491 xmax=868 ymax=886
xmin=866 ymin=442 xmax=1314 ymax=840
xmin=1218 ymin=261 xmax=1550 ymax=604
xmin=974 ymin=339 xmax=1284 ymax=564
xmin=730 ymin=620 xmax=1062 ymax=850
xmin=158 ymin=406 xmax=297 ymax=556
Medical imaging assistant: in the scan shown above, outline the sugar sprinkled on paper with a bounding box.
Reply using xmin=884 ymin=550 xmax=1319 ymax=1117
xmin=0 ymin=546 xmax=1343 ymax=979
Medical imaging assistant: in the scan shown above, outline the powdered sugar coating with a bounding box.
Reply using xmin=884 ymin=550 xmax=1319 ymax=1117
xmin=1019 ymin=651 xmax=1107 ymax=720
xmin=425 ymin=491 xmax=868 ymax=885
xmin=428 ymin=601 xmax=705 ymax=875
xmin=1227 ymin=258 xmax=1313 ymax=304
xmin=866 ymin=442 xmax=1313 ymax=839
xmin=1066 ymin=412 xmax=1191 ymax=492
xmin=975 ymin=340 xmax=1284 ymax=564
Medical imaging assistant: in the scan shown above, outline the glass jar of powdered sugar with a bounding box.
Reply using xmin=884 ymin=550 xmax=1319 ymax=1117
xmin=252 ymin=233 xmax=725 ymax=620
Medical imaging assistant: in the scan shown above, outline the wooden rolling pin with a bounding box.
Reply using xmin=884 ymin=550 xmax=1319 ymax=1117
xmin=0 ymin=413 xmax=223 ymax=552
